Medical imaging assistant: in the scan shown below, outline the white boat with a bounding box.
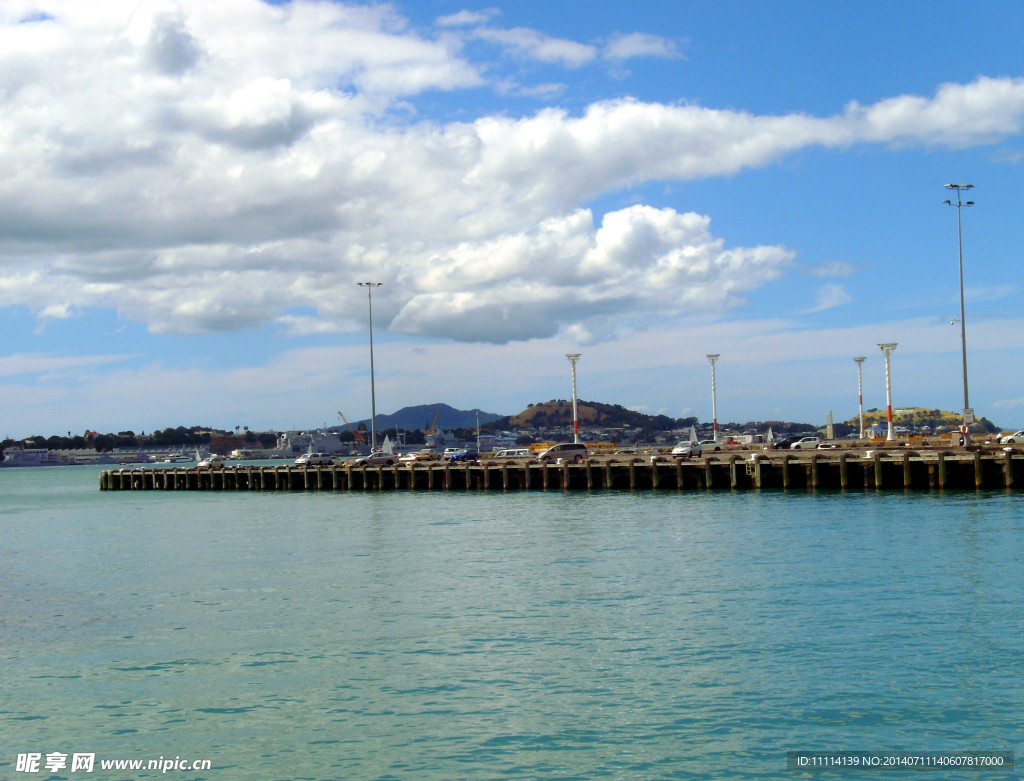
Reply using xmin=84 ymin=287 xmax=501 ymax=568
xmin=159 ymin=451 xmax=194 ymax=463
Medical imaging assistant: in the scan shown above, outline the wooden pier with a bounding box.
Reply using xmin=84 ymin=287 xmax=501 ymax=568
xmin=100 ymin=450 xmax=1023 ymax=492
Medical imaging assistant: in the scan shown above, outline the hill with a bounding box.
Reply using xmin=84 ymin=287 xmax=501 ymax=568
xmin=845 ymin=407 xmax=999 ymax=433
xmin=356 ymin=403 xmax=504 ymax=432
xmin=494 ymin=399 xmax=692 ymax=431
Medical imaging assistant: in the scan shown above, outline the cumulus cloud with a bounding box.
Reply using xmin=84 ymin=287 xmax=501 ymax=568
xmin=1 ymin=2 xmax=1024 ymax=347
xmin=389 ymin=206 xmax=793 ymax=342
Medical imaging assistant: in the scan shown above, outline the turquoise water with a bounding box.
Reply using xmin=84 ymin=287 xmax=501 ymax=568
xmin=2 ymin=466 xmax=1022 ymax=779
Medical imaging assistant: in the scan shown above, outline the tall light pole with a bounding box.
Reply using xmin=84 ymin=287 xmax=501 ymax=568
xmin=943 ymin=183 xmax=974 ymax=428
xmin=566 ymin=353 xmax=581 ymax=444
xmin=854 ymin=356 xmax=866 ymax=440
xmin=878 ymin=343 xmax=897 ymax=442
xmin=706 ymin=354 xmax=720 ymax=443
xmin=357 ymin=282 xmax=382 ymax=451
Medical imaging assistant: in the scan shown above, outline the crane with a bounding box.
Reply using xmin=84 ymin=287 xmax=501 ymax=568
xmin=426 ymin=406 xmax=442 ymax=436
xmin=338 ymin=411 xmax=365 ymax=444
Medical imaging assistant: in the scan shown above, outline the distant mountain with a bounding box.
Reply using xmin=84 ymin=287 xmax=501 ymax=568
xmin=355 ymin=403 xmax=504 ymax=431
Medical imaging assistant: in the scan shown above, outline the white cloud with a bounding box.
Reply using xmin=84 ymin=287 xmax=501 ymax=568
xmin=471 ymin=26 xmax=597 ymax=68
xmin=436 ymin=9 xmax=500 ymax=28
xmin=603 ymin=32 xmax=682 ymax=61
xmin=0 ymin=351 xmax=133 ymax=379
xmin=808 ymin=260 xmax=856 ymax=278
xmin=1 ymin=2 xmax=1024 ymax=351
xmin=804 ymin=284 xmax=853 ymax=313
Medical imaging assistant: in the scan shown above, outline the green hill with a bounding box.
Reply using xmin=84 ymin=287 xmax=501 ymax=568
xmin=503 ymin=400 xmax=690 ymax=431
xmin=847 ymin=407 xmax=998 ymax=432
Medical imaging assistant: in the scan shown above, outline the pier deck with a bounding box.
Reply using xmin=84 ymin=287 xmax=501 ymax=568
xmin=100 ymin=450 xmax=1023 ymax=492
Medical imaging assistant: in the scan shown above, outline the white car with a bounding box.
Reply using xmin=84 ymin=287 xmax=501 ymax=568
xmin=399 ymin=449 xmax=441 ymax=462
xmin=1000 ymin=430 xmax=1024 ymax=444
xmin=670 ymin=441 xmax=702 ymax=458
xmin=295 ymin=452 xmax=332 ymax=466
xmin=790 ymin=436 xmax=821 ymax=450
xmin=698 ymin=440 xmax=722 ymax=452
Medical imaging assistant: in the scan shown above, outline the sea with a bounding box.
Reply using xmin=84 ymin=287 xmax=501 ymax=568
xmin=2 ymin=464 xmax=1022 ymax=780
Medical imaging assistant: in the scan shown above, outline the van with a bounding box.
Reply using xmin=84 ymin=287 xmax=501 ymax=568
xmin=537 ymin=442 xmax=589 ymax=463
xmin=492 ymin=448 xmax=533 ymax=459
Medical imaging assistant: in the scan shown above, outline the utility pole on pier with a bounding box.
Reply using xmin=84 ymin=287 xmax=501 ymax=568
xmin=357 ymin=282 xmax=382 ymax=452
xmin=878 ymin=343 xmax=897 ymax=442
xmin=566 ymin=353 xmax=581 ymax=444
xmin=854 ymin=356 xmax=866 ymax=440
xmin=707 ymin=354 xmax=720 ymax=443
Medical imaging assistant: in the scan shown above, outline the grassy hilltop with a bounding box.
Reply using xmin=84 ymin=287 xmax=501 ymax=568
xmin=846 ymin=407 xmax=999 ymax=433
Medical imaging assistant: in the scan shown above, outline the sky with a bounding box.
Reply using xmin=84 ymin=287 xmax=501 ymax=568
xmin=2 ymin=0 xmax=1024 ymax=439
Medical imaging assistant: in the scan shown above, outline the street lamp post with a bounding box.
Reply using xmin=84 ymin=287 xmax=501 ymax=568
xmin=706 ymin=354 xmax=720 ymax=443
xmin=854 ymin=356 xmax=866 ymax=440
xmin=878 ymin=343 xmax=897 ymax=441
xmin=357 ymin=282 xmax=382 ymax=451
xmin=943 ymin=183 xmax=974 ymax=428
xmin=566 ymin=353 xmax=581 ymax=444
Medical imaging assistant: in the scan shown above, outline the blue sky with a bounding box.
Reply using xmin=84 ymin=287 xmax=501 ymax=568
xmin=2 ymin=0 xmax=1024 ymax=439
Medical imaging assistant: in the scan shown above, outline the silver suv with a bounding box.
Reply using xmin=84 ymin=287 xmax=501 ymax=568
xmin=537 ymin=442 xmax=589 ymax=463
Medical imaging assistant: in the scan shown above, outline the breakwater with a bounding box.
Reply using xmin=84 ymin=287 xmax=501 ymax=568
xmin=100 ymin=450 xmax=1022 ymax=492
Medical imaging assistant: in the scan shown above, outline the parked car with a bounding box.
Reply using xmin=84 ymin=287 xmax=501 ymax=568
xmin=354 ymin=451 xmax=396 ymax=466
xmin=489 ymin=448 xmax=534 ymax=461
xmin=537 ymin=442 xmax=588 ymax=463
xmin=670 ymin=441 xmax=703 ymax=458
xmin=295 ymin=452 xmax=333 ymax=466
xmin=790 ymin=436 xmax=822 ymax=450
xmin=448 ymin=450 xmax=479 ymax=463
xmin=999 ymin=430 xmax=1024 ymax=444
xmin=399 ymin=449 xmax=441 ymax=462
xmin=698 ymin=439 xmax=722 ymax=452
xmin=772 ymin=434 xmax=812 ymax=449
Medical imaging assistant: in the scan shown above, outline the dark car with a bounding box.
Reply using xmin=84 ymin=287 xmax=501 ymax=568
xmin=448 ymin=450 xmax=479 ymax=463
